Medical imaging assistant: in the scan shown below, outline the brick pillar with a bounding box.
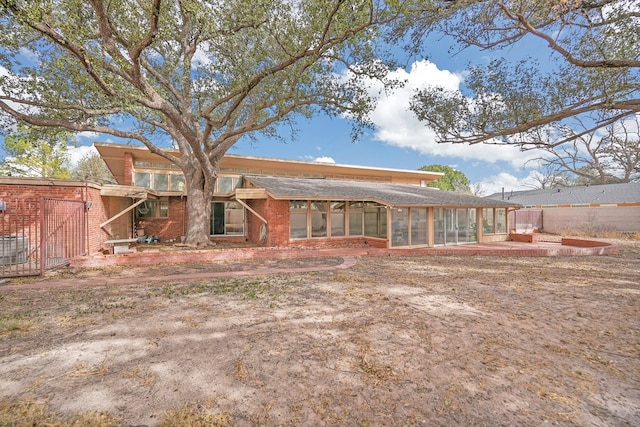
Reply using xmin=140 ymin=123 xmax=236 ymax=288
xmin=123 ymin=152 xmax=134 ymax=186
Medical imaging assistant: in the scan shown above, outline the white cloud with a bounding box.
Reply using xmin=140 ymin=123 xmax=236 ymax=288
xmin=313 ymin=156 xmax=336 ymax=164
xmin=474 ymin=170 xmax=543 ymax=196
xmin=67 ymin=145 xmax=97 ymax=167
xmin=365 ymin=60 xmax=546 ymax=169
xmin=18 ymin=47 xmax=39 ymax=63
xmin=76 ymin=131 xmax=99 ymax=141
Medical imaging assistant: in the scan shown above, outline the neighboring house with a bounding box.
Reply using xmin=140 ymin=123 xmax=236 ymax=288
xmin=486 ymin=183 xmax=640 ymax=233
xmin=0 ymin=143 xmax=520 ymax=265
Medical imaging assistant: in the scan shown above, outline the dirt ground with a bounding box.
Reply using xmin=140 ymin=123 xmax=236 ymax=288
xmin=0 ymin=240 xmax=639 ymax=426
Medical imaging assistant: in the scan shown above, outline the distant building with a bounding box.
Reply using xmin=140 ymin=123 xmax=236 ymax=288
xmin=486 ymin=183 xmax=640 ymax=233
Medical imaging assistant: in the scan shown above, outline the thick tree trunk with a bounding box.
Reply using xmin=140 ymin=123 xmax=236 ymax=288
xmin=183 ymin=164 xmax=215 ymax=246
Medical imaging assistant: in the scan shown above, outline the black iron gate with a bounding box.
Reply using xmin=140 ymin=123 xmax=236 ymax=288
xmin=0 ymin=197 xmax=87 ymax=278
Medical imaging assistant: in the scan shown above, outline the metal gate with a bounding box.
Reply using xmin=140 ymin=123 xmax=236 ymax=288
xmin=0 ymin=197 xmax=87 ymax=278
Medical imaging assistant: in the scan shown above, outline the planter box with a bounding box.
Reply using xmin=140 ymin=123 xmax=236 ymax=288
xmin=510 ymin=233 xmax=538 ymax=243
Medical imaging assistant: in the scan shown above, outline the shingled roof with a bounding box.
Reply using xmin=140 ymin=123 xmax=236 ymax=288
xmin=245 ymin=175 xmax=519 ymax=208
xmin=485 ymin=182 xmax=640 ymax=207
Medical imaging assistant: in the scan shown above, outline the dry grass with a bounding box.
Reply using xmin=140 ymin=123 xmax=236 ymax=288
xmin=160 ymin=403 xmax=230 ymax=427
xmin=69 ymin=361 xmax=111 ymax=377
xmin=233 ymin=359 xmax=249 ymax=381
xmin=0 ymin=317 xmax=32 ymax=335
xmin=0 ymin=399 xmax=119 ymax=427
xmin=122 ymin=366 xmax=156 ymax=387
xmin=558 ymin=229 xmax=640 ymax=240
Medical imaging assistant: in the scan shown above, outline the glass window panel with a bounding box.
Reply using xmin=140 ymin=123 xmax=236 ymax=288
xmin=159 ymin=200 xmax=169 ymax=218
xmin=391 ymin=208 xmax=409 ymax=247
xmin=411 ymin=208 xmax=428 ymax=246
xmin=137 ymin=200 xmax=156 ymax=218
xmin=310 ymin=201 xmax=327 ymax=238
xmin=225 ymin=202 xmax=244 ymax=235
xmin=134 ymin=172 xmax=151 ymax=188
xmin=170 ymin=174 xmax=185 ymax=191
xmin=496 ymin=208 xmax=507 ymax=233
xmin=289 ymin=201 xmax=308 ymax=239
xmin=446 ymin=209 xmax=457 ymax=244
xmin=348 ymin=202 xmax=363 ymax=236
xmin=218 ymin=176 xmax=233 ymax=193
xmin=434 ymin=208 xmax=445 ymax=245
xmin=211 ymin=202 xmax=225 ymax=235
xmin=330 ymin=201 xmax=345 ymax=237
xmin=364 ymin=202 xmax=386 ymax=238
xmin=457 ymin=208 xmax=469 ymax=243
xmin=483 ymin=208 xmax=495 ymax=234
xmin=468 ymin=208 xmax=477 ymax=242
xmin=154 ymin=173 xmax=169 ymax=191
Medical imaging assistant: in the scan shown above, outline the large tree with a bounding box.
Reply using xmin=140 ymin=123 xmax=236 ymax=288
xmin=404 ymin=0 xmax=639 ymax=148
xmin=1 ymin=123 xmax=73 ymax=178
xmin=531 ymin=115 xmax=640 ymax=185
xmin=72 ymin=151 xmax=117 ymax=184
xmin=419 ymin=164 xmax=470 ymax=192
xmin=0 ymin=0 xmax=402 ymax=245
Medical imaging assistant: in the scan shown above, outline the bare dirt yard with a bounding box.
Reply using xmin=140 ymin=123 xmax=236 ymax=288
xmin=1 ymin=240 xmax=639 ymax=426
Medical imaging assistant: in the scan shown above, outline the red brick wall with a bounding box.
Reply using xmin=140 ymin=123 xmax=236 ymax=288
xmin=509 ymin=233 xmax=538 ymax=243
xmin=246 ymin=199 xmax=267 ymax=246
xmin=137 ymin=196 xmax=187 ymax=242
xmin=561 ymin=238 xmax=610 ymax=248
xmin=124 ymin=152 xmax=133 ymax=185
xmin=264 ymin=198 xmax=290 ymax=247
xmin=0 ymin=178 xmax=109 ymax=254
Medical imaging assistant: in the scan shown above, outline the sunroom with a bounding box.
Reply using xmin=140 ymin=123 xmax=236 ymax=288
xmin=243 ymin=176 xmax=519 ymax=248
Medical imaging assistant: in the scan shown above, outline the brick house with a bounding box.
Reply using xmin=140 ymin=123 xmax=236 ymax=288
xmin=93 ymin=143 xmax=519 ymax=250
xmin=0 ymin=143 xmax=520 ymax=261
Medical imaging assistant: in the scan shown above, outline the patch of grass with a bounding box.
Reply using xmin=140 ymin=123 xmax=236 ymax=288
xmin=69 ymin=361 xmax=110 ymax=377
xmin=330 ymin=273 xmax=366 ymax=283
xmin=155 ymin=275 xmax=300 ymax=300
xmin=0 ymin=315 xmax=32 ymax=335
xmin=0 ymin=399 xmax=118 ymax=426
xmin=122 ymin=366 xmax=156 ymax=387
xmin=234 ymin=359 xmax=249 ymax=381
xmin=355 ymin=342 xmax=395 ymax=385
xmin=68 ymin=296 xmax=137 ymax=319
xmin=160 ymin=403 xmax=230 ymax=427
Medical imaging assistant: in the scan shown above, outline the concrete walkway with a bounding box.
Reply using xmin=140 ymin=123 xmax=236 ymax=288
xmin=0 ymin=239 xmax=618 ymax=291
xmin=70 ymin=239 xmax=619 ymax=270
xmin=0 ymin=256 xmax=358 ymax=291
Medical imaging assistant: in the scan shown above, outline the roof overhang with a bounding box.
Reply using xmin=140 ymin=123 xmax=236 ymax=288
xmin=94 ymin=142 xmax=445 ymax=186
xmin=100 ymin=184 xmax=159 ymax=199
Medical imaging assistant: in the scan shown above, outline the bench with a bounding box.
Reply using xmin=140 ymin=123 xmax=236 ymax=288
xmin=103 ymin=238 xmax=138 ymax=254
